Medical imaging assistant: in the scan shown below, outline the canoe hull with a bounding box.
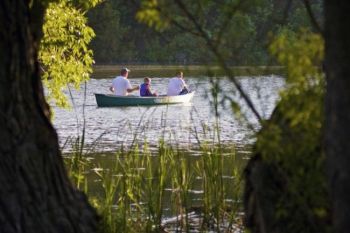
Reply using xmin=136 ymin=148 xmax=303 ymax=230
xmin=95 ymin=92 xmax=195 ymax=107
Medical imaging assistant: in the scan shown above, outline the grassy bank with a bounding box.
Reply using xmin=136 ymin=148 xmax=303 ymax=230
xmin=92 ymin=65 xmax=284 ymax=79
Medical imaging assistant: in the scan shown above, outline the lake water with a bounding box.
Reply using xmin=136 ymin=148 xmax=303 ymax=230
xmin=54 ymin=75 xmax=285 ymax=231
xmin=52 ymin=75 xmax=285 ymax=153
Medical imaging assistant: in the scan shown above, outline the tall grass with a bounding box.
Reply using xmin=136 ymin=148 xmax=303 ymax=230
xmin=64 ymin=124 xmax=244 ymax=232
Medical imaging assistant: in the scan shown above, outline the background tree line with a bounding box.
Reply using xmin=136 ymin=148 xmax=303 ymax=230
xmin=87 ymin=0 xmax=322 ymax=65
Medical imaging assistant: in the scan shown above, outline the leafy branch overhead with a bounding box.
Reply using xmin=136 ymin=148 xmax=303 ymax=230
xmin=39 ymin=0 xmax=99 ymax=108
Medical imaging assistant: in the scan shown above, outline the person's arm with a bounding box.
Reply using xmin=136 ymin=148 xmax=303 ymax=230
xmin=127 ymin=85 xmax=139 ymax=93
xmin=181 ymin=79 xmax=188 ymax=88
xmin=181 ymin=79 xmax=190 ymax=92
xmin=109 ymin=86 xmax=114 ymax=93
xmin=126 ymin=80 xmax=139 ymax=93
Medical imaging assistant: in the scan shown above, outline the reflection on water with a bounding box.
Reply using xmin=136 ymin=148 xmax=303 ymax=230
xmin=53 ymin=75 xmax=284 ymax=152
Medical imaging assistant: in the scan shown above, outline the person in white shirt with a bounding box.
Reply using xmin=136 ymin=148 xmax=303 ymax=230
xmin=167 ymin=71 xmax=189 ymax=96
xmin=109 ymin=68 xmax=139 ymax=96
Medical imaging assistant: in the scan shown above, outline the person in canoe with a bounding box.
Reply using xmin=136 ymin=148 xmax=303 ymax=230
xmin=140 ymin=77 xmax=158 ymax=97
xmin=109 ymin=67 xmax=139 ymax=96
xmin=166 ymin=71 xmax=189 ymax=96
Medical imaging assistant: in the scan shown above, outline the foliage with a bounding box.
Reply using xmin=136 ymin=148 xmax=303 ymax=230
xmin=253 ymin=29 xmax=330 ymax=232
xmin=87 ymin=1 xmax=127 ymax=64
xmin=287 ymin=2 xmax=323 ymax=31
xmin=40 ymin=0 xmax=97 ymax=107
xmin=136 ymin=0 xmax=170 ymax=31
xmin=67 ymin=0 xmax=101 ymax=11
xmin=259 ymin=29 xmax=324 ymax=158
xmin=136 ymin=0 xmax=262 ymax=64
xmin=85 ymin=0 xmax=322 ymax=65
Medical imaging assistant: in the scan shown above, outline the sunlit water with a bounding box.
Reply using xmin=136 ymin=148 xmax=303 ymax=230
xmin=52 ymin=75 xmax=285 ymax=153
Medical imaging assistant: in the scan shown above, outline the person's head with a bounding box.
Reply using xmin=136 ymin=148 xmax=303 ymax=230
xmin=176 ymin=71 xmax=183 ymax=79
xmin=120 ymin=67 xmax=130 ymax=77
xmin=144 ymin=77 xmax=151 ymax=84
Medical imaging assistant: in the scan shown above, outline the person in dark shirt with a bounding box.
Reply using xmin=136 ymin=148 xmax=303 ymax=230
xmin=140 ymin=77 xmax=157 ymax=96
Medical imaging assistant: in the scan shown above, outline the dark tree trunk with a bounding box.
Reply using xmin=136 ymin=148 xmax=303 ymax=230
xmin=324 ymin=1 xmax=350 ymax=232
xmin=0 ymin=1 xmax=97 ymax=232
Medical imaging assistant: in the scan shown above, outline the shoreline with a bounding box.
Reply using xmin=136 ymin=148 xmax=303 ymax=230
xmin=92 ymin=64 xmax=284 ymax=79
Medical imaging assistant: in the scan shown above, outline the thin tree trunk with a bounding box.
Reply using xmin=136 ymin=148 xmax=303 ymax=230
xmin=324 ymin=1 xmax=350 ymax=232
xmin=0 ymin=1 xmax=98 ymax=232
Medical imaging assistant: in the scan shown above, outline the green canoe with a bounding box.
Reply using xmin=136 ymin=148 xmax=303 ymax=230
xmin=95 ymin=92 xmax=195 ymax=107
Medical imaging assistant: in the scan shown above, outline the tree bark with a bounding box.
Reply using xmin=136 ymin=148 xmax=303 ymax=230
xmin=324 ymin=1 xmax=350 ymax=233
xmin=0 ymin=1 xmax=98 ymax=232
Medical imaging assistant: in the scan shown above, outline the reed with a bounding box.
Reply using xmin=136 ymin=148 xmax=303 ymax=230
xmin=64 ymin=127 xmax=244 ymax=232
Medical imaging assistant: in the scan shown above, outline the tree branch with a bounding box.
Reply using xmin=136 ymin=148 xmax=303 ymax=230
xmin=29 ymin=0 xmax=47 ymax=46
xmin=301 ymin=0 xmax=323 ymax=35
xmin=168 ymin=18 xmax=202 ymax=37
xmin=173 ymin=0 xmax=263 ymax=123
xmin=29 ymin=0 xmax=52 ymax=120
